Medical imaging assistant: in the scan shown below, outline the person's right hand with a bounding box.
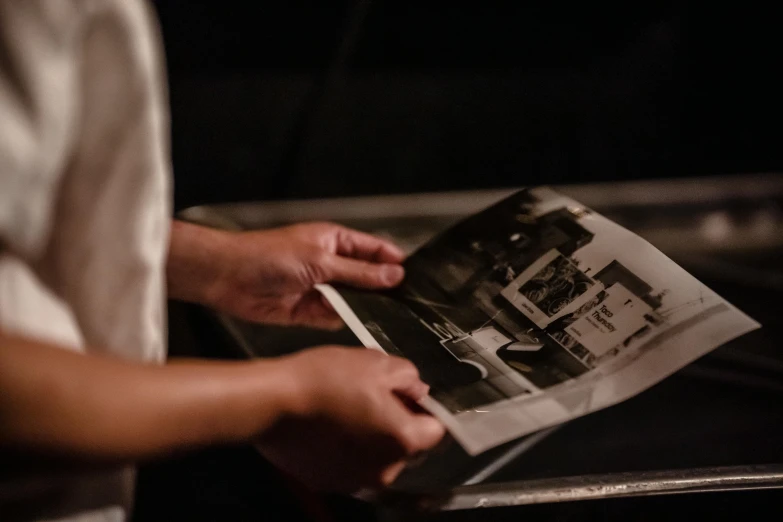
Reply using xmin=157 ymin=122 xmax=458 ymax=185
xmin=258 ymin=346 xmax=446 ymax=493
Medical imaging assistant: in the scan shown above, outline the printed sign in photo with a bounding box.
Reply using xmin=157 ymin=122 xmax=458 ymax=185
xmin=566 ymin=283 xmax=653 ymax=357
xmin=501 ymin=249 xmax=604 ymax=329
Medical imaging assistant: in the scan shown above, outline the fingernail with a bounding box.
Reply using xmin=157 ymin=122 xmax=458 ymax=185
xmin=382 ymin=265 xmax=405 ymax=286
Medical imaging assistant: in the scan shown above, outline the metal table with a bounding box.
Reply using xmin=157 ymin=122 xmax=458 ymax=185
xmin=180 ymin=174 xmax=783 ymax=516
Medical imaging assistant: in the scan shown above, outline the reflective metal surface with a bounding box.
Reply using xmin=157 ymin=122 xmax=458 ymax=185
xmin=182 ymin=173 xmax=783 ymax=256
xmin=412 ymin=464 xmax=783 ymax=511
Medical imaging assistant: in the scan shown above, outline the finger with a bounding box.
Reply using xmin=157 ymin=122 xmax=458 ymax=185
xmin=290 ymin=291 xmax=345 ymax=330
xmin=401 ymin=413 xmax=446 ymax=454
xmin=384 ymin=357 xmax=430 ymax=401
xmin=379 ymin=460 xmax=408 ymax=487
xmin=397 ymin=394 xmax=430 ymax=415
xmin=325 ymin=255 xmax=405 ymax=289
xmin=383 ymin=396 xmax=447 ymax=455
xmin=319 ymin=292 xmax=334 ymax=312
xmin=334 ymin=227 xmax=406 ymax=264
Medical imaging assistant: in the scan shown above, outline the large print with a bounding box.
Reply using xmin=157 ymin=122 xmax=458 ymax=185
xmin=318 ymin=187 xmax=759 ymax=454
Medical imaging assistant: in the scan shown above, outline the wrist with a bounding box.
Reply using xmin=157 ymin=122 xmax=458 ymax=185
xmin=270 ymin=352 xmax=320 ymax=421
xmin=167 ymin=220 xmax=238 ymax=306
xmin=180 ymin=358 xmax=304 ymax=446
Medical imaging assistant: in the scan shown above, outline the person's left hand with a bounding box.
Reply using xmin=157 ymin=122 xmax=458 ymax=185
xmin=168 ymin=221 xmax=406 ymax=329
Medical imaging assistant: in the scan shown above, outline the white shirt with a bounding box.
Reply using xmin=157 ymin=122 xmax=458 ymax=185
xmin=0 ymin=0 xmax=171 ymax=520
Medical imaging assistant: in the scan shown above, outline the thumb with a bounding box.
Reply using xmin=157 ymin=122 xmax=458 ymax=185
xmin=386 ymin=398 xmax=447 ymax=456
xmin=325 ymin=255 xmax=405 ymax=289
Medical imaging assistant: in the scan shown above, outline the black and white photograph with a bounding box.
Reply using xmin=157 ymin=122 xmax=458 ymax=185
xmin=319 ymin=187 xmax=759 ymax=453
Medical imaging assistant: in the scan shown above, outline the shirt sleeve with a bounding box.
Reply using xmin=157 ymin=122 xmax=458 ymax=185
xmin=0 ymin=0 xmax=82 ymax=262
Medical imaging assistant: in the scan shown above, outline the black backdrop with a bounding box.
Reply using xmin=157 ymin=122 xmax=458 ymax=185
xmin=152 ymin=2 xmax=783 ymax=211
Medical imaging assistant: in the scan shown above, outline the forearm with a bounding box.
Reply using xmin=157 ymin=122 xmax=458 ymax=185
xmin=0 ymin=332 xmax=294 ymax=462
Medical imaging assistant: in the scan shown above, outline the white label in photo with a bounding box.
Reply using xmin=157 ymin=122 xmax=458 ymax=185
xmin=566 ymin=283 xmax=652 ymax=357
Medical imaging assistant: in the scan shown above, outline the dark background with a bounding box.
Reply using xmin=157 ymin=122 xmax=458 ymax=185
xmin=138 ymin=5 xmax=783 ymax=519
xmin=152 ymin=2 xmax=783 ymax=211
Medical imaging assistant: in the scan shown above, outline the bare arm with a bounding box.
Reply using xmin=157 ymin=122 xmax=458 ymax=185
xmin=0 ymin=332 xmax=443 ymax=490
xmin=166 ymin=219 xmax=407 ymax=329
xmin=0 ymin=331 xmax=294 ymax=462
xmin=0 ymin=221 xmax=439 ymax=486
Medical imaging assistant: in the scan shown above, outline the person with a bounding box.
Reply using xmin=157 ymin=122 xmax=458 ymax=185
xmin=0 ymin=1 xmax=445 ymax=521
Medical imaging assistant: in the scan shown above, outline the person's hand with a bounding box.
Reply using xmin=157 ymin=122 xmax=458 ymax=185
xmin=261 ymin=347 xmax=445 ymax=492
xmin=168 ymin=221 xmax=406 ymax=329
